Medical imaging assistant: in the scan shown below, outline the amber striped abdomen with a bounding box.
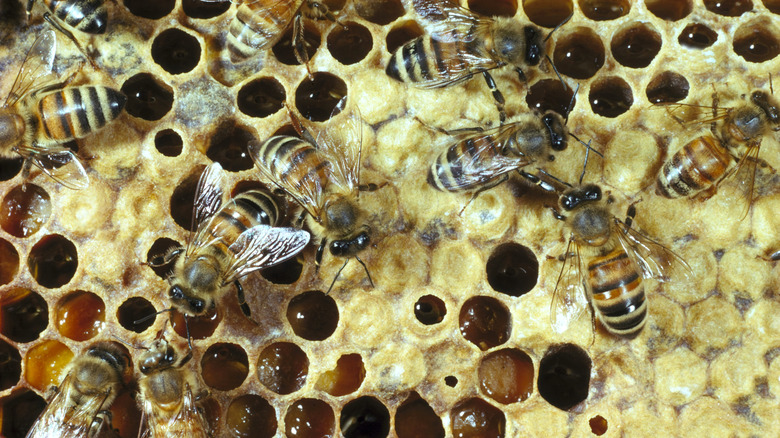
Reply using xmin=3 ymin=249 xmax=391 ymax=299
xmin=34 ymin=86 xmax=126 ymax=144
xmin=587 ymin=248 xmax=647 ymax=337
xmin=656 ymin=135 xmax=732 ymax=198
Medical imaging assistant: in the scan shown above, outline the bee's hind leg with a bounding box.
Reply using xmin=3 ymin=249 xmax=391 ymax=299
xmin=482 ymin=71 xmax=507 ymax=124
xmin=234 ymin=280 xmax=259 ymax=325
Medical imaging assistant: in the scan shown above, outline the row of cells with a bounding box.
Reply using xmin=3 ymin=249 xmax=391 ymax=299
xmin=0 ymin=341 xmax=596 ymax=437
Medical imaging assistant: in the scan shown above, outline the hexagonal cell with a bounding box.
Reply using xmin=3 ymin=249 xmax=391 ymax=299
xmin=590 ymin=415 xmax=608 ymax=435
xmin=108 ymin=390 xmax=143 ymax=438
xmin=644 ymin=0 xmax=692 ymax=20
xmin=486 ymin=242 xmax=538 ymax=297
xmin=285 ymin=398 xmax=335 ymax=438
xmin=226 ymin=394 xmax=277 ymax=438
xmin=237 ymin=77 xmax=286 ymax=118
xmin=201 ymin=343 xmax=249 ymax=391
xmin=523 ymin=0 xmax=573 ymax=27
xmin=611 ymin=22 xmax=662 ymax=69
xmin=170 ymin=167 xmax=201 ymax=231
xmin=704 ymin=0 xmax=752 ymax=16
xmin=459 ymin=296 xmax=511 ymax=351
xmin=479 ymin=348 xmax=534 ymax=404
xmin=553 ymin=27 xmax=605 ymax=79
xmin=206 ymin=121 xmax=256 ymax=171
xmin=589 ymin=76 xmax=634 ymax=118
xmin=386 ymin=20 xmax=423 ymax=54
xmin=468 ymin=0 xmax=517 ymax=16
xmin=526 ymin=79 xmax=576 ymax=116
xmin=340 ymin=396 xmax=390 ymax=438
xmin=0 ymin=389 xmax=46 ymax=438
xmin=257 ymin=342 xmax=309 ymax=395
xmin=0 ymin=288 xmax=48 ymax=343
xmin=537 ymin=343 xmax=591 ymax=410
xmin=645 ymin=71 xmax=690 ymax=104
xmin=395 ymin=393 xmax=444 ymax=438
xmin=261 ymin=256 xmax=303 ymax=284
xmin=315 ymin=353 xmax=365 ymax=396
xmin=355 ymin=0 xmax=404 ymax=24
xmin=295 ymin=72 xmax=348 ymax=122
xmin=55 ymin=290 xmax=105 ymax=341
xmin=123 ymin=0 xmax=175 ymax=19
xmin=579 ymin=0 xmax=630 ymax=20
xmin=328 ymin=22 xmax=373 ymax=65
xmin=765 ymin=0 xmax=780 ymax=13
xmin=733 ymin=18 xmax=780 ymax=63
xmin=678 ymin=23 xmax=718 ymax=49
xmin=414 ymin=294 xmax=446 ymax=325
xmin=287 ymin=290 xmax=339 ymax=341
xmin=0 ymin=338 xmax=22 ymax=391
xmin=271 ymin=23 xmax=321 ymax=66
xmin=450 ymin=397 xmax=505 ymax=438
xmin=0 ymin=157 xmax=23 ymax=181
xmin=117 ymin=296 xmax=157 ymax=333
xmin=0 ymin=184 xmax=51 ymax=238
xmin=154 ymin=129 xmax=183 ymax=157
xmin=171 ymin=307 xmax=222 ymax=340
xmin=120 ymin=73 xmax=174 ymax=121
xmin=24 ymin=339 xmax=74 ymax=391
xmin=146 ymin=237 xmax=182 ymax=278
xmin=182 ymin=0 xmax=231 ymax=19
xmin=0 ymin=238 xmax=19 ymax=286
xmin=27 ymin=234 xmax=78 ymax=288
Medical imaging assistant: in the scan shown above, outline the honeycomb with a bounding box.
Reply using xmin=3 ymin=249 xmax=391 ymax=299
xmin=1 ymin=0 xmax=779 ymax=436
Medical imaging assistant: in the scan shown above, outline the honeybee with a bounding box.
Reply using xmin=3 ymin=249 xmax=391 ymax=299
xmin=137 ymin=337 xmax=210 ymax=438
xmin=386 ymin=0 xmax=544 ymax=123
xmin=427 ymin=111 xmax=568 ymax=194
xmin=248 ymin=105 xmax=376 ymax=291
xmin=26 ymin=342 xmax=131 ymax=438
xmin=26 ymin=0 xmax=108 ymax=63
xmin=550 ymin=182 xmax=690 ymax=338
xmin=149 ymin=162 xmax=309 ymax=321
xmin=0 ymin=28 xmax=126 ymax=189
xmin=203 ymin=0 xmax=335 ymax=65
xmin=656 ymin=89 xmax=780 ymax=208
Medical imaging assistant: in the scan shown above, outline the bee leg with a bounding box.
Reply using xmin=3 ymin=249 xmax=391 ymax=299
xmin=25 ymin=0 xmax=34 ymax=18
xmin=355 ymin=255 xmax=374 ymax=288
xmin=42 ymin=13 xmax=98 ymax=69
xmin=624 ymin=201 xmax=641 ymax=228
xmin=292 ymin=13 xmax=313 ymax=80
xmin=358 ymin=182 xmax=387 ymax=192
xmin=234 ymin=280 xmax=259 ymax=325
xmin=315 ymin=238 xmax=327 ymax=272
xmin=515 ymin=66 xmax=527 ymax=83
xmin=481 ymin=71 xmax=507 ymax=125
xmin=518 ymin=170 xmax=557 ymax=194
xmin=327 ymin=258 xmax=349 ymax=294
xmin=550 ymin=206 xmax=566 ymax=222
xmin=459 ymin=174 xmax=509 ymax=216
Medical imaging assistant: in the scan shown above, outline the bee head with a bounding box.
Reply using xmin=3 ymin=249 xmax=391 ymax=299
xmin=324 ymin=196 xmax=362 ymax=236
xmin=542 ymin=112 xmax=568 ymax=151
xmin=560 ymin=184 xmax=602 ymax=211
xmin=492 ymin=20 xmax=542 ymax=68
xmin=330 ymin=229 xmax=370 ymax=257
xmin=139 ymin=340 xmax=176 ymax=375
xmin=168 ymin=284 xmax=209 ymax=316
xmin=751 ymin=90 xmax=780 ymax=124
xmin=523 ymin=26 xmax=543 ymax=66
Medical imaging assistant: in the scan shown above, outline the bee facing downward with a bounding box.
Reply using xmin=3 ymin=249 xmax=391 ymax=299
xmin=26 ymin=342 xmax=131 ymax=438
xmin=386 ymin=0 xmax=544 ymax=123
xmin=149 ymin=162 xmax=310 ymax=321
xmin=249 ymin=104 xmax=377 ymax=291
xmin=550 ymin=174 xmax=690 ymax=338
xmin=137 ymin=337 xmax=210 ymax=438
xmin=0 ymin=28 xmax=126 ymax=189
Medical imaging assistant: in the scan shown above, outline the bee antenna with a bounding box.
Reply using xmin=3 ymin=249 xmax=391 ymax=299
xmin=133 ymin=307 xmax=172 ymax=327
xmin=355 ymin=255 xmax=374 ymax=288
xmin=183 ymin=315 xmax=193 ymax=352
xmin=327 ymin=259 xmax=350 ymax=294
xmin=564 ymin=83 xmax=580 ymax=124
xmin=544 ymin=10 xmax=573 ymax=43
xmin=579 ymin=141 xmax=592 ymax=185
xmin=570 ymin=133 xmax=603 ymax=157
xmin=770 ymin=73 xmax=774 ymax=96
xmin=110 ymin=335 xmax=147 ymax=351
xmin=546 ymin=55 xmax=567 ymax=94
xmin=536 ymin=168 xmax=571 ymax=188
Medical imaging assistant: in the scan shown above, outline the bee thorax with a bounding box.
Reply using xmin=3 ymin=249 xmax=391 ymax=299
xmin=0 ymin=112 xmax=24 ymax=151
xmin=184 ymin=256 xmax=221 ymax=290
xmin=571 ymin=208 xmax=611 ymax=247
xmin=324 ymin=197 xmax=359 ymax=235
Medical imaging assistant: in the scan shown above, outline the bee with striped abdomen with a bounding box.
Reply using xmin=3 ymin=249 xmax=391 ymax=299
xmin=149 ymin=162 xmax=310 ymax=321
xmin=550 ymin=179 xmax=690 ymax=338
xmin=26 ymin=0 xmax=108 ymax=63
xmin=386 ymin=0 xmax=544 ymax=123
xmin=0 ymin=28 xmax=126 ymax=189
xmin=249 ymin=104 xmax=377 ymax=291
xmin=26 ymin=342 xmax=131 ymax=438
xmin=137 ymin=337 xmax=210 ymax=438
xmin=427 ymin=111 xmax=568 ymax=195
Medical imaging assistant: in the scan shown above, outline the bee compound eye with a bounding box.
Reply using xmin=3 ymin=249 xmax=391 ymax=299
xmin=189 ymin=298 xmax=206 ymax=314
xmin=330 ymin=240 xmax=347 ymax=256
xmin=169 ymin=286 xmax=184 ymax=299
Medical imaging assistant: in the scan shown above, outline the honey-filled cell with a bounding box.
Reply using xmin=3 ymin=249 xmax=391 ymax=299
xmin=645 ymin=71 xmax=690 ymax=104
xmin=553 ymin=27 xmax=605 ymax=79
xmin=537 ymin=343 xmax=592 ymax=410
xmin=0 ymin=185 xmax=51 ymax=238
xmin=27 ymin=234 xmax=78 ymax=288
xmin=55 ymin=290 xmax=105 ymax=341
xmin=611 ymin=22 xmax=663 ymax=69
xmin=109 ymin=390 xmax=143 ymax=438
xmin=170 ymin=307 xmax=222 ymax=340
xmin=0 ymin=238 xmax=19 ymax=286
xmin=395 ymin=393 xmax=444 ymax=438
xmin=459 ymin=296 xmax=511 ymax=351
xmin=0 ymin=288 xmax=48 ymax=343
xmin=226 ymin=394 xmax=277 ymax=438
xmin=526 ymin=79 xmax=576 ymax=117
xmin=450 ymin=397 xmax=506 ymax=438
xmin=257 ymin=342 xmax=309 ymax=395
xmin=201 ymin=343 xmax=249 ymax=391
xmin=285 ymin=398 xmax=335 ymax=438
xmin=590 ymin=415 xmax=609 ymax=435
xmin=579 ymin=0 xmax=630 ymax=20
xmin=703 ymin=0 xmax=752 ymax=16
xmin=287 ymin=290 xmax=339 ymax=341
xmin=645 ymin=0 xmax=692 ymax=20
xmin=478 ymin=348 xmax=534 ymax=404
xmin=485 ymin=243 xmax=538 ymax=297
xmin=24 ymin=339 xmax=73 ymax=392
xmin=315 ymin=353 xmax=365 ymax=396
xmin=522 ymin=0 xmax=574 ymax=28
xmin=414 ymin=294 xmax=446 ymax=325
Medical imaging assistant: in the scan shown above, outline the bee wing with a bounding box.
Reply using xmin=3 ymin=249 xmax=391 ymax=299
xmin=615 ymin=219 xmax=692 ymax=282
xmin=247 ymin=139 xmax=325 ymax=219
xmin=315 ymin=100 xmax=361 ymax=194
xmin=406 ymin=38 xmax=501 ymax=89
xmin=26 ymin=376 xmax=108 ymax=438
xmin=653 ymin=102 xmax=732 ymax=128
xmin=725 ymin=140 xmax=761 ymax=220
xmin=6 ymin=28 xmax=57 ymax=108
xmin=22 ymin=146 xmax=89 ymax=190
xmin=188 ymin=162 xmax=227 ymax=255
xmin=550 ymin=237 xmax=589 ymax=334
xmin=415 ymin=0 xmax=485 ymax=43
xmin=223 ymin=224 xmax=310 ymax=283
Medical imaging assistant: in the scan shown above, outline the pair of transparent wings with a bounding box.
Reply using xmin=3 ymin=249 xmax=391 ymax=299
xmin=25 ymin=375 xmax=114 ymax=438
xmin=247 ymin=102 xmax=362 ymax=221
xmin=6 ymin=27 xmax=89 ymax=190
xmin=550 ymin=218 xmax=692 ymax=334
xmin=199 ymin=0 xmax=298 ymax=24
xmin=140 ymin=384 xmax=209 ymax=438
xmin=187 ymin=162 xmax=310 ymax=285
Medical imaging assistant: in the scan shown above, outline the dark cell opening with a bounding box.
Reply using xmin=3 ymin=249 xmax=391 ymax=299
xmin=0 ymin=339 xmax=22 ymax=391
xmin=285 ymin=398 xmax=335 ymax=438
xmin=486 ymin=242 xmax=539 ymax=296
xmin=468 ymin=0 xmax=518 ymax=17
xmin=257 ymin=342 xmax=309 ymax=394
xmin=121 ymin=73 xmax=174 ymax=121
xmin=704 ymin=0 xmax=752 ymax=16
xmin=590 ymin=415 xmax=609 ymax=435
xmin=459 ymin=296 xmax=511 ymax=351
xmin=611 ymin=22 xmax=662 ymax=68
xmin=0 ymin=390 xmax=46 ymax=438
xmin=0 ymin=289 xmax=48 ymax=343
xmin=526 ymin=79 xmax=576 ymax=117
xmin=123 ymin=0 xmax=175 ymax=19
xmin=589 ymin=76 xmax=634 ymax=118
xmin=295 ymin=72 xmax=348 ymax=122
xmin=552 ymin=27 xmax=605 ymax=79
xmin=340 ymin=396 xmax=390 ymax=438
xmin=355 ymin=0 xmax=405 ymax=24
xmin=206 ymin=122 xmax=256 ymax=171
xmin=237 ymin=77 xmax=286 ymax=118
xmin=414 ymin=294 xmax=447 ymax=325
xmin=445 ymin=376 xmax=458 ymax=387
xmin=450 ymin=397 xmax=506 ymax=438
xmin=287 ymin=290 xmax=339 ymax=341
xmin=328 ymin=22 xmax=373 ymax=65
xmin=226 ymin=394 xmax=277 ymax=438
xmin=0 ymin=184 xmax=51 ymax=238
xmin=678 ymin=23 xmax=718 ymax=49
xmin=395 ymin=393 xmax=445 ymax=438
xmin=733 ymin=21 xmax=780 ymax=63
xmin=765 ymin=0 xmax=780 ymax=13
xmin=169 ymin=167 xmax=201 ymax=231
xmin=272 ymin=24 xmax=321 ymax=66
xmin=645 ymin=0 xmax=692 ymax=20
xmin=117 ymin=296 xmax=157 ymax=333
xmin=538 ymin=343 xmax=592 ymax=410
xmin=646 ymin=71 xmax=690 ymax=104
xmin=261 ymin=257 xmax=304 ymax=284
xmin=0 ymin=239 xmax=19 ymax=286
xmin=579 ymin=0 xmax=630 ymax=20
xmin=522 ymin=0 xmax=574 ymax=27
xmin=182 ymin=0 xmax=231 ymax=19
xmin=154 ymin=129 xmax=183 ymax=157
xmin=386 ymin=21 xmax=424 ymax=54
xmin=0 ymin=157 xmax=23 ymax=181
xmin=152 ymin=28 xmax=201 ymax=74
xmin=170 ymin=307 xmax=222 ymax=340
xmin=201 ymin=343 xmax=249 ymax=391
xmin=28 ymin=234 xmax=78 ymax=288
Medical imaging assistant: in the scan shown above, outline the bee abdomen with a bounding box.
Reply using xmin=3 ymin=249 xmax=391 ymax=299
xmin=37 ymin=86 xmax=126 ymax=142
xmin=588 ymin=249 xmax=647 ymax=337
xmin=233 ymin=190 xmax=280 ymax=227
xmin=46 ymin=0 xmax=108 ymax=34
xmin=227 ymin=1 xmax=291 ymax=61
xmin=656 ymin=135 xmax=731 ymax=198
xmin=427 ymin=136 xmax=503 ymax=192
xmin=258 ymin=135 xmax=329 ymax=191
